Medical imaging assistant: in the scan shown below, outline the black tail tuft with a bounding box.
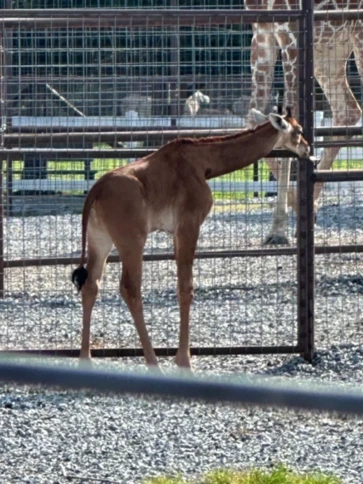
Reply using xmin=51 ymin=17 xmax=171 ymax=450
xmin=72 ymin=266 xmax=88 ymax=292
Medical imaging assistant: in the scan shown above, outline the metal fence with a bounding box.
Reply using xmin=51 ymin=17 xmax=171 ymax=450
xmin=1 ymin=3 xmax=363 ymax=362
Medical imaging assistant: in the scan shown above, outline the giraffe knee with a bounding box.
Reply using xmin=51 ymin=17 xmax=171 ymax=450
xmin=82 ymin=278 xmax=99 ymax=300
xmin=350 ymin=105 xmax=362 ymax=125
xmin=334 ymin=102 xmax=362 ymax=126
xmin=120 ymin=271 xmax=140 ymax=307
xmin=178 ymin=282 xmax=194 ymax=305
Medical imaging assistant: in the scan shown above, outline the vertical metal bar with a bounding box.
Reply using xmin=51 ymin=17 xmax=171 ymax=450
xmin=300 ymin=0 xmax=315 ymax=148
xmin=0 ymin=157 xmax=4 ymax=298
xmin=4 ymin=0 xmax=14 ymax=136
xmin=6 ymin=156 xmax=13 ymax=216
xmin=297 ymin=0 xmax=315 ymax=362
xmin=0 ymin=28 xmax=4 ymax=148
xmin=297 ymin=159 xmax=315 ymax=362
xmin=3 ymin=0 xmax=14 ymax=215
xmin=253 ymin=162 xmax=259 ymax=198
xmin=170 ymin=0 xmax=180 ymax=126
xmin=1 ymin=17 xmax=8 ymax=295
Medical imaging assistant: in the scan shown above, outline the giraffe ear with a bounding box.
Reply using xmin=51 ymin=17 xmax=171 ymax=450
xmin=250 ymin=108 xmax=268 ymax=125
xmin=268 ymin=113 xmax=292 ymax=132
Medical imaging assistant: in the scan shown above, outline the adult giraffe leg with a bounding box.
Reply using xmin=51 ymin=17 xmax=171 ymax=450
xmin=247 ymin=23 xmax=279 ymax=121
xmin=264 ymin=24 xmax=299 ymax=245
xmin=246 ymin=23 xmax=280 ymax=187
xmin=313 ymin=37 xmax=362 ymax=212
xmin=246 ymin=23 xmax=291 ymax=244
xmin=351 ymin=20 xmax=363 ymax=80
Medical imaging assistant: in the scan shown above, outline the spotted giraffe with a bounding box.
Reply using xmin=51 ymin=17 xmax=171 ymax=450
xmin=245 ymin=0 xmax=363 ymax=245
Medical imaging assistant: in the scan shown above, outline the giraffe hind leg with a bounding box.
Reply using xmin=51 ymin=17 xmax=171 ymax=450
xmin=79 ymin=218 xmax=113 ymax=362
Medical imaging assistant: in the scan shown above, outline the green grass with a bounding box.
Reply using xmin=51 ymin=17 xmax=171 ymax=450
xmin=144 ymin=464 xmax=341 ymax=484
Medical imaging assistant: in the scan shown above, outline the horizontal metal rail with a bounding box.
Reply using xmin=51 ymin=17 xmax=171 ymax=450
xmin=313 ymin=170 xmax=363 ymax=183
xmin=315 ymin=126 xmax=363 ymax=137
xmin=4 ymin=74 xmax=252 ymax=84
xmin=4 ymin=245 xmax=363 ymax=269
xmin=2 ymin=355 xmax=363 ymax=416
xmin=314 ymin=9 xmax=363 ymax=21
xmin=0 ymin=9 xmax=304 ymax=28
xmin=5 ymin=75 xmax=362 ymax=85
xmin=5 ymin=139 xmax=363 ymax=150
xmin=1 ymin=9 xmax=362 ymax=27
xmin=6 ymin=345 xmax=299 ymax=358
xmin=3 ymin=126 xmax=363 ymax=145
xmin=2 ymin=141 xmax=363 ymax=158
xmin=0 ymin=148 xmax=299 ymax=159
xmin=315 ymin=139 xmax=363 ymax=148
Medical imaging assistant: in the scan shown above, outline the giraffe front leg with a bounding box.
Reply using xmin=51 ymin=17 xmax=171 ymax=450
xmin=264 ymin=26 xmax=299 ymax=244
xmin=174 ymin=222 xmax=200 ymax=371
xmin=264 ymin=158 xmax=291 ymax=246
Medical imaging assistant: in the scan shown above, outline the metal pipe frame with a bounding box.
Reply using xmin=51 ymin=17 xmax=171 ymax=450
xmin=6 ymin=345 xmax=300 ymax=358
xmin=3 ymin=244 xmax=363 ymax=269
xmin=3 ymin=126 xmax=363 ymax=146
xmin=0 ymin=10 xmax=304 ymax=29
xmin=0 ymin=148 xmax=301 ymax=159
xmin=1 ymin=4 xmax=363 ymax=361
xmin=2 ymin=141 xmax=362 ymax=156
xmin=0 ymin=8 xmax=362 ymax=27
xmin=297 ymin=0 xmax=315 ymax=362
xmin=313 ymin=170 xmax=363 ymax=183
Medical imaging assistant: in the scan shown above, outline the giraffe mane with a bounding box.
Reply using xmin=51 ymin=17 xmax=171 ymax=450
xmin=159 ymin=122 xmax=268 ymax=149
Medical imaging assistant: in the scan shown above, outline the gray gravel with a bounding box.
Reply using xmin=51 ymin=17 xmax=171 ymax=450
xmin=1 ymin=348 xmax=363 ymax=484
xmin=1 ymin=188 xmax=363 ymax=483
xmin=2 ymin=190 xmax=363 ymax=351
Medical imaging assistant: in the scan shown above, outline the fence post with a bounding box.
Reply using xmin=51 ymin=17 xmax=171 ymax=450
xmin=0 ymin=24 xmax=4 ymax=297
xmin=0 ymin=158 xmax=3 ymax=298
xmin=297 ymin=159 xmax=315 ymax=361
xmin=297 ymin=0 xmax=315 ymax=361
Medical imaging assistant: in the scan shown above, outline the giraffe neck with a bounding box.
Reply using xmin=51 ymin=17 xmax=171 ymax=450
xmin=191 ymin=122 xmax=281 ymax=180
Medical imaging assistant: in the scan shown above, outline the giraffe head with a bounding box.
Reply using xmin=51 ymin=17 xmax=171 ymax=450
xmin=250 ymin=106 xmax=310 ymax=158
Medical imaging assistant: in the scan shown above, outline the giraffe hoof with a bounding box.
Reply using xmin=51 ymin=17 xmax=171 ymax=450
xmin=177 ymin=366 xmax=194 ymax=376
xmin=175 ymin=354 xmax=192 ymax=371
xmin=79 ymin=356 xmax=93 ymax=369
xmin=148 ymin=365 xmax=164 ymax=375
xmin=263 ymin=234 xmax=290 ymax=246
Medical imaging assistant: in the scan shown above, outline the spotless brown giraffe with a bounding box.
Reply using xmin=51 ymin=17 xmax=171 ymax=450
xmin=72 ymin=108 xmax=309 ymax=370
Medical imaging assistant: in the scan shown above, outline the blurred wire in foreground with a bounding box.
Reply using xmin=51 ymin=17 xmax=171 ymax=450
xmin=0 ymin=353 xmax=363 ymax=415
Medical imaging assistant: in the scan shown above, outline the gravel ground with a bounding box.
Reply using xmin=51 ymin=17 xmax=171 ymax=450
xmin=2 ymin=190 xmax=363 ymax=351
xmin=1 ymin=189 xmax=363 ymax=483
xmin=1 ymin=347 xmax=363 ymax=484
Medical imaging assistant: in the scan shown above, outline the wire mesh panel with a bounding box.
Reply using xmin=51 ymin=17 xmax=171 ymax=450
xmin=240 ymin=1 xmax=363 ymax=353
xmin=0 ymin=7 xmax=313 ymax=357
xmin=314 ymin=175 xmax=363 ymax=350
xmin=311 ymin=3 xmax=363 ymax=351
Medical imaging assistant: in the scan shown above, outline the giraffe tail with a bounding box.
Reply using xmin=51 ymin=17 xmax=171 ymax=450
xmin=71 ymin=179 xmax=103 ymax=292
